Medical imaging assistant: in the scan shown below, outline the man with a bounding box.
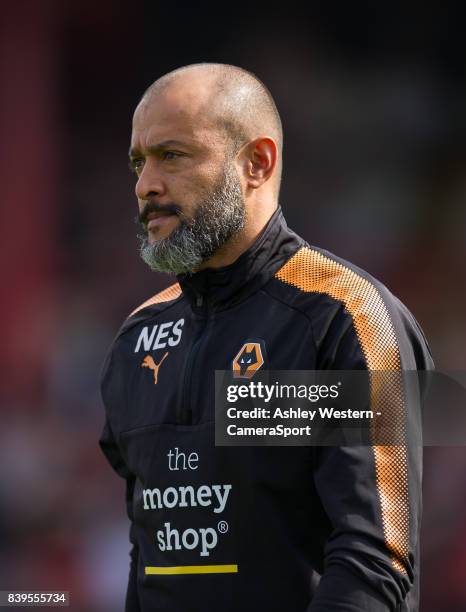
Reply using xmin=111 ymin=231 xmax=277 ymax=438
xmin=99 ymin=63 xmax=433 ymax=611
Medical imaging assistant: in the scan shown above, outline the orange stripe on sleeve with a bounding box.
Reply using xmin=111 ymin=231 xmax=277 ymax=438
xmin=275 ymin=246 xmax=409 ymax=574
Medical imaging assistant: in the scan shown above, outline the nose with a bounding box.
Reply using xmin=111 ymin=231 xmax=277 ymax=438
xmin=135 ymin=159 xmax=166 ymax=201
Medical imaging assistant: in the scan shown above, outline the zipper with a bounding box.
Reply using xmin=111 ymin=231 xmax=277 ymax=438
xmin=178 ymin=292 xmax=210 ymax=425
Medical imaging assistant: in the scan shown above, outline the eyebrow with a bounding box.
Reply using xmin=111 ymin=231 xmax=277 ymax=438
xmin=128 ymin=139 xmax=191 ymax=158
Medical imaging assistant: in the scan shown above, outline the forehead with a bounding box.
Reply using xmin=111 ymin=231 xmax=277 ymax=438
xmin=131 ymin=85 xmax=223 ymax=152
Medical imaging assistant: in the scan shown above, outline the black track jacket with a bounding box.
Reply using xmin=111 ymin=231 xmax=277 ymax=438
xmin=99 ymin=207 xmax=433 ymax=611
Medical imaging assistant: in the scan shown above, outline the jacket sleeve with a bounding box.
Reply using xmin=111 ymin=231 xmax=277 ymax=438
xmin=99 ymin=419 xmax=141 ymax=612
xmin=307 ymin=295 xmax=434 ymax=611
xmin=99 ymin=339 xmax=141 ymax=612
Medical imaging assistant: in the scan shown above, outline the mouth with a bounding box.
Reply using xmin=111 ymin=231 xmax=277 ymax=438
xmin=146 ymin=210 xmax=178 ymax=231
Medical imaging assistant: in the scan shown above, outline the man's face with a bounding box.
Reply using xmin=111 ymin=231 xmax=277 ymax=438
xmin=130 ymin=86 xmax=245 ymax=274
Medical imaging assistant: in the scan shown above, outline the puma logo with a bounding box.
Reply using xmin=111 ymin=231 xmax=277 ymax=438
xmin=141 ymin=352 xmax=169 ymax=384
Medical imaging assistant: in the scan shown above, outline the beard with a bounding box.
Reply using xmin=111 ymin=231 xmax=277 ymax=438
xmin=137 ymin=161 xmax=245 ymax=275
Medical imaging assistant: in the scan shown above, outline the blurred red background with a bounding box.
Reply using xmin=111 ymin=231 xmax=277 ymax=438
xmin=1 ymin=2 xmax=465 ymax=610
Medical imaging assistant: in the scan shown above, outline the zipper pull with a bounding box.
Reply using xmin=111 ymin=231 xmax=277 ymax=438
xmin=196 ymin=293 xmax=203 ymax=307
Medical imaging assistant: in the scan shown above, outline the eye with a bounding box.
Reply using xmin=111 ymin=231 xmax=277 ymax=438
xmin=129 ymin=158 xmax=144 ymax=174
xmin=161 ymin=151 xmax=182 ymax=161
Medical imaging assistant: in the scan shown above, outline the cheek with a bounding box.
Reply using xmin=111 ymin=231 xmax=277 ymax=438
xmin=175 ymin=170 xmax=219 ymax=206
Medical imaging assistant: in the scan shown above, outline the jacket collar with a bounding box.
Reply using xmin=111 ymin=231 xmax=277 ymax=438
xmin=176 ymin=206 xmax=303 ymax=312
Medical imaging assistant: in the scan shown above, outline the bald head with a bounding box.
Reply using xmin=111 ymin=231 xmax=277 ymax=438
xmin=131 ymin=64 xmax=284 ymax=271
xmin=140 ymin=63 xmax=283 ymax=196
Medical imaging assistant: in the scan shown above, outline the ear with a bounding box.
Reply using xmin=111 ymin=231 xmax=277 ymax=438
xmin=240 ymin=137 xmax=278 ymax=190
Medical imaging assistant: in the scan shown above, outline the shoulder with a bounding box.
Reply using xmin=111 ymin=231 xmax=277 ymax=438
xmin=127 ymin=282 xmax=183 ymax=318
xmin=110 ymin=282 xmax=183 ymax=346
xmin=270 ymin=244 xmax=432 ymax=370
xmin=100 ymin=282 xmax=184 ymax=398
xmin=270 ymin=243 xmax=397 ymax=319
xmin=274 ymin=243 xmax=389 ymax=303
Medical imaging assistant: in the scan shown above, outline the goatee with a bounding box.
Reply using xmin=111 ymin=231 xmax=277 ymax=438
xmin=137 ymin=162 xmax=245 ymax=275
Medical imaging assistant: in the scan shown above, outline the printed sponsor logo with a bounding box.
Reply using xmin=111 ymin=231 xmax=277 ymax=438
xmin=142 ymin=448 xmax=234 ymax=561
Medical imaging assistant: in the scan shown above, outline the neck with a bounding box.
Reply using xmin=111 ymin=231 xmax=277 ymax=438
xmin=176 ymin=206 xmax=302 ymax=312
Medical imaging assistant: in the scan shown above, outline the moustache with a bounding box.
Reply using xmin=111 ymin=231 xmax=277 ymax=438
xmin=137 ymin=202 xmax=183 ymax=226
